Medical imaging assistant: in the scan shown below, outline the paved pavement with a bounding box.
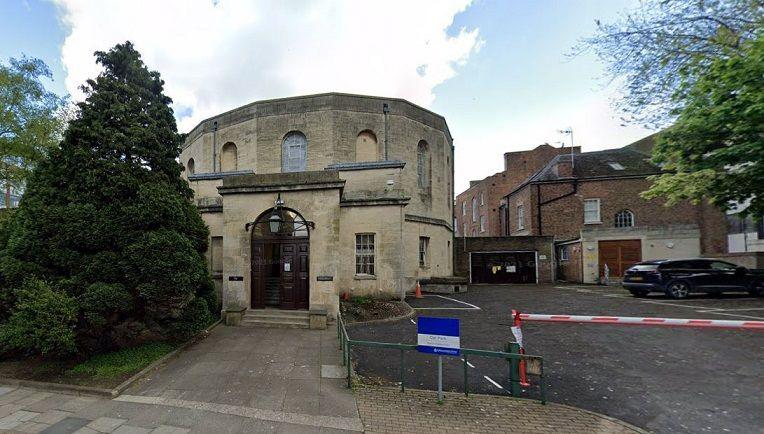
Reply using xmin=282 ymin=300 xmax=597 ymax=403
xmin=356 ymin=386 xmax=645 ymax=434
xmin=0 ymin=326 xmax=362 ymax=433
xmin=348 ymin=285 xmax=764 ymax=434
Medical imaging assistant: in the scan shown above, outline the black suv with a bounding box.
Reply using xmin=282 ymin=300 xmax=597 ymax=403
xmin=622 ymin=258 xmax=764 ymax=299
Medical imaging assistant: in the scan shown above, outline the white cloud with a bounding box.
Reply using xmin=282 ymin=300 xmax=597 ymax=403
xmin=53 ymin=0 xmax=482 ymax=132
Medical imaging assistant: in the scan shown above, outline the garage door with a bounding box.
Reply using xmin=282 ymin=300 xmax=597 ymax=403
xmin=598 ymin=240 xmax=641 ymax=278
xmin=470 ymin=252 xmax=537 ymax=284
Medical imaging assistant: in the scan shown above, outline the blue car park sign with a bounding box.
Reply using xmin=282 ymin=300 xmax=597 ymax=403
xmin=417 ymin=317 xmax=460 ymax=356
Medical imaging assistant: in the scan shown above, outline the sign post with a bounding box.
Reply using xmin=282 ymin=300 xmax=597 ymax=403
xmin=417 ymin=317 xmax=460 ymax=402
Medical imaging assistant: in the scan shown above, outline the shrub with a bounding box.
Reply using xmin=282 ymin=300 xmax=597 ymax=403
xmin=167 ymin=297 xmax=212 ymax=341
xmin=0 ymin=278 xmax=78 ymax=357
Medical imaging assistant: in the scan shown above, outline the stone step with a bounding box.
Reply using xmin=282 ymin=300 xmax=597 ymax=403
xmin=244 ymin=309 xmax=310 ymax=318
xmin=241 ymin=318 xmax=310 ymax=329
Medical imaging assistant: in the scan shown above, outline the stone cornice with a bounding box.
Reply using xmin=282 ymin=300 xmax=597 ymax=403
xmin=182 ymin=92 xmax=452 ymax=147
xmin=218 ymin=170 xmax=345 ymax=195
xmin=340 ymin=197 xmax=411 ymax=207
xmin=325 ymin=160 xmax=406 ymax=171
xmin=404 ymin=213 xmax=453 ymax=232
xmin=188 ymin=170 xmax=255 ymax=181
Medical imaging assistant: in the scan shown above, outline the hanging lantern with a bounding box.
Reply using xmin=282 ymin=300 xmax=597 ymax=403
xmin=268 ymin=211 xmax=283 ymax=233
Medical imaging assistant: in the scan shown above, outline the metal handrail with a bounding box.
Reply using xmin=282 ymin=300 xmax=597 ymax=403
xmin=337 ymin=314 xmax=546 ymax=404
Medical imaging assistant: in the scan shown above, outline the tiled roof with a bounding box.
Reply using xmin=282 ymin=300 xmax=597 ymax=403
xmin=531 ymin=148 xmax=661 ymax=182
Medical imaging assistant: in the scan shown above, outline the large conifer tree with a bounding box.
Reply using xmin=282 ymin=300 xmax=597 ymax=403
xmin=0 ymin=42 xmax=215 ymax=356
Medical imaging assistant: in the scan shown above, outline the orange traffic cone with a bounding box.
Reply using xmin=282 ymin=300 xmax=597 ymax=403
xmin=414 ymin=281 xmax=423 ymax=299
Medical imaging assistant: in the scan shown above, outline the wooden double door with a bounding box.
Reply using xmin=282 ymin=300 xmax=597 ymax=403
xmin=598 ymin=239 xmax=641 ymax=278
xmin=251 ymin=240 xmax=309 ymax=310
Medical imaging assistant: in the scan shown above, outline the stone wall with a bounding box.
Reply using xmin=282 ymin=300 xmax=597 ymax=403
xmin=219 ymin=173 xmax=342 ymax=318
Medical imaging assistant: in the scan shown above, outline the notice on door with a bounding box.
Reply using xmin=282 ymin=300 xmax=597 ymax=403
xmin=284 ymin=262 xmax=291 ymax=272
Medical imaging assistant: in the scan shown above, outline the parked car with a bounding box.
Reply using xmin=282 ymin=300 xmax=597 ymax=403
xmin=622 ymin=258 xmax=764 ymax=299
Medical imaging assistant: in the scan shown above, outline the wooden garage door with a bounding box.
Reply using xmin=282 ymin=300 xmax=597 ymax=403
xmin=598 ymin=240 xmax=641 ymax=278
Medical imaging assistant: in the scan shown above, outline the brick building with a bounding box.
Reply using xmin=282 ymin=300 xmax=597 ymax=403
xmin=454 ymin=135 xmax=729 ymax=284
xmin=455 ymin=144 xmax=578 ymax=237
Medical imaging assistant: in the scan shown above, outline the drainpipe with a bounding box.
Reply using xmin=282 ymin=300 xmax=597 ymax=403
xmin=383 ymin=103 xmax=390 ymax=160
xmin=536 ymin=185 xmax=543 ymax=236
xmin=212 ymin=121 xmax=218 ymax=172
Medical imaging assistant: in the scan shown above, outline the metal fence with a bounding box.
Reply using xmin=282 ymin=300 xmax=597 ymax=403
xmin=337 ymin=315 xmax=547 ymax=404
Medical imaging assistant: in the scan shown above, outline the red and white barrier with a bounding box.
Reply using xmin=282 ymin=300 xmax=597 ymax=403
xmin=517 ymin=313 xmax=764 ymax=330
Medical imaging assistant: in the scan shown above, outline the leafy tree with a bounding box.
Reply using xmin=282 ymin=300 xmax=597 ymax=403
xmin=575 ymin=0 xmax=763 ymax=128
xmin=641 ymin=35 xmax=764 ymax=218
xmin=0 ymin=57 xmax=67 ymax=207
xmin=0 ymin=42 xmax=216 ymax=357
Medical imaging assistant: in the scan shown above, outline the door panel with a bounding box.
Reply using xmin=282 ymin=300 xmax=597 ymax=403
xmin=297 ymin=242 xmax=309 ymax=309
xmin=598 ymin=240 xmax=642 ymax=277
xmin=280 ymin=243 xmax=296 ymax=309
xmin=251 ymin=242 xmax=265 ymax=308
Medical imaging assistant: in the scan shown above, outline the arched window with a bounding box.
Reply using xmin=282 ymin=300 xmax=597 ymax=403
xmin=220 ymin=142 xmax=238 ymax=172
xmin=615 ymin=209 xmax=635 ymax=228
xmin=417 ymin=140 xmax=429 ymax=188
xmin=282 ymin=131 xmax=307 ymax=173
xmin=187 ymin=158 xmax=195 ymax=176
xmin=355 ymin=130 xmax=378 ymax=162
xmin=251 ymin=207 xmax=309 ymax=238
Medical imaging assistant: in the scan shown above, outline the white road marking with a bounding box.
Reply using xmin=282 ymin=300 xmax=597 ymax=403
xmin=409 ymin=319 xmax=416 ymax=325
xmin=697 ymin=307 xmax=764 ymax=312
xmin=483 ymin=375 xmax=503 ymax=389
xmin=412 ymin=295 xmax=480 ymax=311
xmin=432 ymin=295 xmax=481 ymax=310
xmin=460 ymin=358 xmax=475 ymax=368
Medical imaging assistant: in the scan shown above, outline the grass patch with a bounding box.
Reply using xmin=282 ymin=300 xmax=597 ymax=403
xmin=67 ymin=342 xmax=177 ymax=380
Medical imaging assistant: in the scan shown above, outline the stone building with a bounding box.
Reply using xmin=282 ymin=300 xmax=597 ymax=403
xmin=180 ymin=93 xmax=455 ymax=325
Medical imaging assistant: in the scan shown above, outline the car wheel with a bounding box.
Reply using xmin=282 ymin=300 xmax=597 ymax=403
xmin=666 ymin=281 xmax=690 ymax=299
xmin=629 ymin=290 xmax=649 ymax=298
xmin=749 ymin=280 xmax=764 ymax=297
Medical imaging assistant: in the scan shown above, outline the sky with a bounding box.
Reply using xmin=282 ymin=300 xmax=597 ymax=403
xmin=1 ymin=0 xmax=653 ymax=192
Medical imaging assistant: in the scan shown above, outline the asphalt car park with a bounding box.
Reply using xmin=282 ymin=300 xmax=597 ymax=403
xmin=346 ymin=284 xmax=764 ymax=434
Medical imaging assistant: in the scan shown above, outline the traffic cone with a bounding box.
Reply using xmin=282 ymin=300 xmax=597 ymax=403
xmin=342 ymin=291 xmax=350 ymax=301
xmin=414 ymin=281 xmax=423 ymax=299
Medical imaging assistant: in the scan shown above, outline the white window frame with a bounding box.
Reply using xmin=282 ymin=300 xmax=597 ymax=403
xmin=419 ymin=236 xmax=430 ymax=268
xmin=517 ymin=204 xmax=525 ymax=230
xmin=463 ymin=223 xmax=467 ymax=237
xmin=355 ymin=233 xmax=375 ymax=276
xmin=472 ymin=197 xmax=477 ymax=222
xmin=282 ymin=132 xmax=307 ymax=173
xmin=479 ymin=215 xmax=486 ymax=233
xmin=480 ymin=192 xmax=484 ymax=206
xmin=462 ymin=201 xmax=466 ymax=216
xmin=614 ymin=209 xmax=635 ymax=228
xmin=584 ymin=198 xmax=601 ymax=224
